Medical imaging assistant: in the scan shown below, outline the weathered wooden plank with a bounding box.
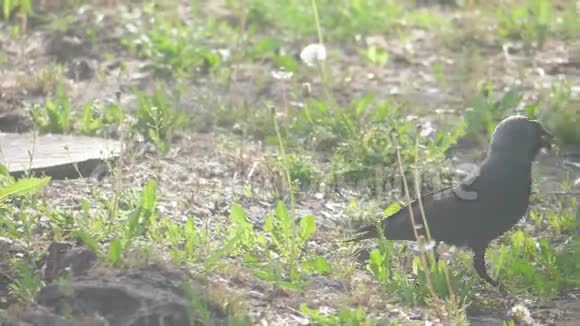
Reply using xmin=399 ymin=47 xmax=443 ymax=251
xmin=0 ymin=133 xmax=121 ymax=179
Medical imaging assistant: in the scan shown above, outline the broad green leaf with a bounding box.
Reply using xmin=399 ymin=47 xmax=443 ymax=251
xmin=353 ymin=93 xmax=375 ymax=118
xmin=384 ymin=202 xmax=401 ymax=217
xmin=277 ymin=280 xmax=303 ymax=291
xmin=230 ymin=203 xmax=247 ymax=225
xmin=263 ymin=215 xmax=274 ymax=232
xmin=310 ymin=256 xmax=330 ymax=274
xmin=271 ymin=55 xmax=299 ymax=72
xmin=126 ymin=207 xmax=143 ymax=238
xmin=276 ymin=201 xmax=290 ymax=225
xmin=299 ymin=215 xmax=315 ymax=241
xmin=276 ymin=201 xmax=291 ymax=243
xmin=104 ymin=104 xmax=123 ymax=123
xmin=253 ymin=269 xmax=278 ymax=282
xmin=369 ymin=250 xmax=381 ymax=265
xmin=108 ymin=239 xmax=123 ymax=266
xmin=251 ymin=36 xmax=282 ymax=57
xmin=242 ymin=253 xmax=260 ymax=264
xmin=205 ymin=233 xmax=240 ymax=269
xmin=3 ymin=1 xmax=10 ymax=20
xmin=75 ymin=230 xmax=100 ymax=255
xmin=0 ymin=164 xmax=10 ymax=177
xmin=0 ymin=177 xmax=51 ymax=202
xmin=185 ymin=218 xmax=196 ymax=236
xmin=141 ymin=179 xmax=157 ymax=211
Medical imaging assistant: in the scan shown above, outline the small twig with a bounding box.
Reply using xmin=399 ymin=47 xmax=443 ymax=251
xmin=394 ymin=136 xmax=446 ymax=321
xmin=0 ymin=269 xmax=14 ymax=283
xmin=413 ymin=127 xmax=457 ymax=305
xmin=531 ymin=191 xmax=580 ymax=197
xmin=247 ymin=161 xmax=258 ymax=181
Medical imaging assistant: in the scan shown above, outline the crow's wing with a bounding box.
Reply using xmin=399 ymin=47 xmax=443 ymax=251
xmin=348 ymin=172 xmax=483 ymax=245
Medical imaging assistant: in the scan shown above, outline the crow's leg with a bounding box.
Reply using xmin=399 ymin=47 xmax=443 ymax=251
xmin=473 ymin=247 xmax=498 ymax=287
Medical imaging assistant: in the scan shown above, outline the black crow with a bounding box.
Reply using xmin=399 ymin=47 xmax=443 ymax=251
xmin=349 ymin=115 xmax=555 ymax=286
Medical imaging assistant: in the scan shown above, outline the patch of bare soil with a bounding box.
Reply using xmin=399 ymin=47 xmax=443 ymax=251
xmin=0 ymin=237 xmax=28 ymax=310
xmin=1 ymin=242 xmax=239 ymax=326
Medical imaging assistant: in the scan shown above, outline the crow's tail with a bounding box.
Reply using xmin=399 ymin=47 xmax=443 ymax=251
xmin=345 ymin=222 xmax=382 ymax=242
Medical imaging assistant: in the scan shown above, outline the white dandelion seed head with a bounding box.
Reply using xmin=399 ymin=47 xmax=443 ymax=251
xmin=413 ymin=237 xmax=436 ymax=254
xmin=271 ymin=68 xmax=293 ymax=81
xmin=510 ymin=304 xmax=531 ymax=320
xmin=300 ymin=43 xmax=327 ymax=67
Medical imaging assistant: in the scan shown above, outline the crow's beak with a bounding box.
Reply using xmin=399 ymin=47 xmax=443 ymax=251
xmin=540 ymin=127 xmax=555 ymax=150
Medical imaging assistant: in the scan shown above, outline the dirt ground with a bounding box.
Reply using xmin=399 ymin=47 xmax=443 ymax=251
xmin=0 ymin=1 xmax=579 ymax=325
